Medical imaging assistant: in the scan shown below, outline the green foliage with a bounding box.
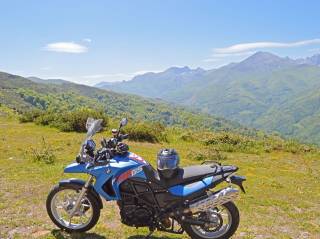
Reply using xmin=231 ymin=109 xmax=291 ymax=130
xmin=51 ymin=109 xmax=108 ymax=132
xmin=180 ymin=130 xmax=318 ymax=154
xmin=188 ymin=147 xmax=227 ymax=162
xmin=25 ymin=137 xmax=56 ymax=164
xmin=19 ymin=109 xmax=43 ymax=123
xmin=20 ymin=108 xmax=108 ymax=132
xmin=124 ymin=122 xmax=167 ymax=143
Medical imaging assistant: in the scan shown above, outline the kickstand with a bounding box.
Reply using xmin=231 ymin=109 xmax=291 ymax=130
xmin=145 ymin=228 xmax=154 ymax=239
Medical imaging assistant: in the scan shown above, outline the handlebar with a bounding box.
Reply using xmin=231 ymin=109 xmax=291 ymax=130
xmin=76 ymin=130 xmax=129 ymax=165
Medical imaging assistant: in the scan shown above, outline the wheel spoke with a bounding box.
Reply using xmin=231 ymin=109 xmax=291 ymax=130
xmin=50 ymin=188 xmax=94 ymax=230
xmin=190 ymin=205 xmax=232 ymax=238
xmin=56 ymin=204 xmax=64 ymax=209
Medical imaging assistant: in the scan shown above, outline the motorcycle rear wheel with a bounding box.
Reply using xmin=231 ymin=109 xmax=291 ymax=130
xmin=182 ymin=202 xmax=239 ymax=239
xmin=46 ymin=184 xmax=101 ymax=233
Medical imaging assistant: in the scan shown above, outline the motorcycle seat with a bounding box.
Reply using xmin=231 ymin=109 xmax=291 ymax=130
xmin=143 ymin=164 xmax=238 ymax=188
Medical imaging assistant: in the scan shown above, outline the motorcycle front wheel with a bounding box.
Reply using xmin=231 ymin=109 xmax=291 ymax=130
xmin=182 ymin=202 xmax=240 ymax=239
xmin=46 ymin=184 xmax=100 ymax=233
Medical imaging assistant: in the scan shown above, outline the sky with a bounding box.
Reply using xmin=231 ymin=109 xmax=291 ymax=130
xmin=0 ymin=0 xmax=320 ymax=85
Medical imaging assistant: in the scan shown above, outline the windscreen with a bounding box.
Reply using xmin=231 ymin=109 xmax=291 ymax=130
xmin=78 ymin=118 xmax=103 ymax=161
xmin=86 ymin=118 xmax=103 ymax=138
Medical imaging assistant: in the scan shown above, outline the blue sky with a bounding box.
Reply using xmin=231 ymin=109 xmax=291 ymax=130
xmin=0 ymin=0 xmax=320 ymax=85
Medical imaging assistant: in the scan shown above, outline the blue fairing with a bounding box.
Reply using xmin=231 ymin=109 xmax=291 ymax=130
xmin=63 ymin=152 xmax=148 ymax=201
xmin=169 ymin=176 xmax=213 ymax=197
xmin=64 ymin=162 xmax=88 ymax=173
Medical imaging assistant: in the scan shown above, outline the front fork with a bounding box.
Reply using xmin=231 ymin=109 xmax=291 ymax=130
xmin=69 ymin=175 xmax=94 ymax=219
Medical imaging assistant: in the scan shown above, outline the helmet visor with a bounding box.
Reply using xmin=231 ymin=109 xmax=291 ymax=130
xmin=157 ymin=156 xmax=178 ymax=170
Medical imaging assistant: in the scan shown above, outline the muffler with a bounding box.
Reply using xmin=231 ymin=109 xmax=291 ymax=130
xmin=188 ymin=187 xmax=239 ymax=213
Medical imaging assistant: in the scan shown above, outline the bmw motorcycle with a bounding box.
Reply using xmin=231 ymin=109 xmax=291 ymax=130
xmin=46 ymin=118 xmax=246 ymax=239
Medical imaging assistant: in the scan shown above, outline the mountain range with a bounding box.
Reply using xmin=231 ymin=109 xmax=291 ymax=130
xmin=0 ymin=71 xmax=250 ymax=134
xmin=95 ymin=52 xmax=320 ymax=144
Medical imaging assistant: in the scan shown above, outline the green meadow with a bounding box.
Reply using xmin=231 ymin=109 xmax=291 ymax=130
xmin=0 ymin=108 xmax=319 ymax=239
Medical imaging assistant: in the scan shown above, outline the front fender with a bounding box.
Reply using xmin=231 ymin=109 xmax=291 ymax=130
xmin=59 ymin=179 xmax=103 ymax=209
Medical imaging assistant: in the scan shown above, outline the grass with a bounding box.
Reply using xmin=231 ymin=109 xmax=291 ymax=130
xmin=0 ymin=109 xmax=319 ymax=238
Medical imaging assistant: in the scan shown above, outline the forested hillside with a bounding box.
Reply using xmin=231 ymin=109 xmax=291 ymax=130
xmin=0 ymin=71 xmax=251 ymax=134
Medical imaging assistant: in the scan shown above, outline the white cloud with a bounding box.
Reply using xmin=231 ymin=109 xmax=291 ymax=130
xmin=204 ymin=51 xmax=254 ymax=63
xmin=44 ymin=42 xmax=88 ymax=53
xmin=211 ymin=51 xmax=255 ymax=58
xmin=203 ymin=38 xmax=320 ymax=64
xmin=214 ymin=39 xmax=320 ymax=54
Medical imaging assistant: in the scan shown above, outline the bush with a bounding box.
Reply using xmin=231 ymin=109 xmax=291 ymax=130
xmin=53 ymin=109 xmax=108 ymax=132
xmin=188 ymin=147 xmax=227 ymax=162
xmin=19 ymin=109 xmax=43 ymax=123
xmin=35 ymin=112 xmax=56 ymax=126
xmin=26 ymin=137 xmax=56 ymax=164
xmin=180 ymin=130 xmax=318 ymax=154
xmin=283 ymin=139 xmax=313 ymax=154
xmin=125 ymin=122 xmax=167 ymax=143
xmin=186 ymin=131 xmax=264 ymax=153
xmin=20 ymin=108 xmax=109 ymax=132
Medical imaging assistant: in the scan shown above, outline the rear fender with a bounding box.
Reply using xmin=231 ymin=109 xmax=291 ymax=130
xmin=59 ymin=179 xmax=103 ymax=209
xmin=230 ymin=175 xmax=246 ymax=193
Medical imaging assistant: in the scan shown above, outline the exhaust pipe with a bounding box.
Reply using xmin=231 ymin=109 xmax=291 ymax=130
xmin=188 ymin=187 xmax=239 ymax=213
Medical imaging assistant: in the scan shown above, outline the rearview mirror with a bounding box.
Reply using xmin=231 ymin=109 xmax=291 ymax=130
xmin=120 ymin=118 xmax=128 ymax=127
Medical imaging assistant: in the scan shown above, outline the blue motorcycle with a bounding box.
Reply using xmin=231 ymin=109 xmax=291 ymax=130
xmin=46 ymin=118 xmax=246 ymax=239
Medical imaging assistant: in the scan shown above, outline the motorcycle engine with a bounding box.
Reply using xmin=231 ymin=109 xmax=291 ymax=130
xmin=118 ymin=179 xmax=156 ymax=227
xmin=119 ymin=204 xmax=154 ymax=227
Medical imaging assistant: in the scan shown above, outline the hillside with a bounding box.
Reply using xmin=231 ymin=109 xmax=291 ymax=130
xmin=0 ymin=71 xmax=251 ymax=134
xmin=96 ymin=52 xmax=320 ymax=144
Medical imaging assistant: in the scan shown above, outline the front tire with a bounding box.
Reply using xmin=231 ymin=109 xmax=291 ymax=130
xmin=182 ymin=202 xmax=240 ymax=239
xmin=46 ymin=184 xmax=100 ymax=233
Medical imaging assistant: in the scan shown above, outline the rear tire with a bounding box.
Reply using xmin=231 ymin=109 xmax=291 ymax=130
xmin=182 ymin=202 xmax=240 ymax=239
xmin=46 ymin=184 xmax=101 ymax=233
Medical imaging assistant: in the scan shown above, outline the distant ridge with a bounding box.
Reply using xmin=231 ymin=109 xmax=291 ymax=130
xmin=94 ymin=51 xmax=320 ymax=144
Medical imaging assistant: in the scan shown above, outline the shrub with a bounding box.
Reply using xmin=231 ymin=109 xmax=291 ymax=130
xmin=283 ymin=139 xmax=311 ymax=154
xmin=54 ymin=109 xmax=108 ymax=132
xmin=180 ymin=130 xmax=316 ymax=154
xmin=188 ymin=147 xmax=227 ymax=162
xmin=125 ymin=122 xmax=167 ymax=143
xmin=193 ymin=131 xmax=263 ymax=153
xmin=19 ymin=109 xmax=43 ymax=123
xmin=20 ymin=108 xmax=109 ymax=133
xmin=34 ymin=112 xmax=56 ymax=126
xmin=179 ymin=131 xmax=197 ymax=142
xmin=26 ymin=137 xmax=56 ymax=164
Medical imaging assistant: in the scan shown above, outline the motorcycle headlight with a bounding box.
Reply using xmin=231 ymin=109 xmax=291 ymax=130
xmin=85 ymin=139 xmax=96 ymax=152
